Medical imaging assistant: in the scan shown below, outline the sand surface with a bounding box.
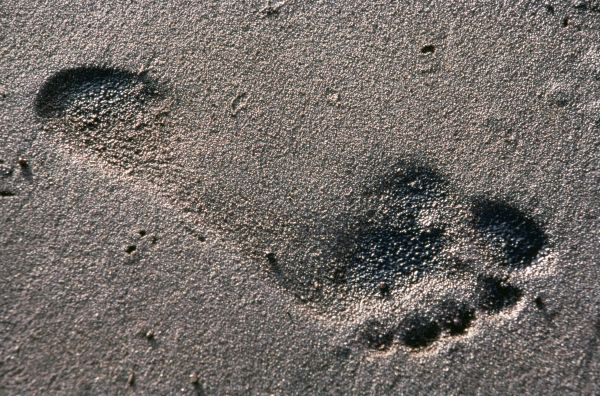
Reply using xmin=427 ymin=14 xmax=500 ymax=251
xmin=1 ymin=1 xmax=599 ymax=394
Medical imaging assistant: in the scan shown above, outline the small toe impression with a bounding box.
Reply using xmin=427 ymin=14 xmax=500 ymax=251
xmin=359 ymin=319 xmax=395 ymax=351
xmin=477 ymin=277 xmax=522 ymax=313
xmin=399 ymin=314 xmax=442 ymax=349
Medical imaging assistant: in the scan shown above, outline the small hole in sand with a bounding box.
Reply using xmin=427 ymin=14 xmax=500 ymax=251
xmin=420 ymin=45 xmax=436 ymax=54
xmin=534 ymin=296 xmax=545 ymax=309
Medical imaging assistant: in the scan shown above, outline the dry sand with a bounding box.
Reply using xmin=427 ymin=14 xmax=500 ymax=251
xmin=1 ymin=1 xmax=599 ymax=394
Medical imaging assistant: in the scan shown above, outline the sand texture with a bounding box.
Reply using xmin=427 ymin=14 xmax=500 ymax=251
xmin=1 ymin=1 xmax=599 ymax=394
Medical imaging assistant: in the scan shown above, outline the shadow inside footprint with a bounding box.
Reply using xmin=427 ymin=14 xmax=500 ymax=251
xmin=329 ymin=164 xmax=450 ymax=292
xmin=258 ymin=160 xmax=549 ymax=359
xmin=358 ymin=319 xmax=395 ymax=351
xmin=397 ymin=300 xmax=475 ymax=350
xmin=471 ymin=199 xmax=546 ymax=268
xmin=399 ymin=313 xmax=442 ymax=349
xmin=477 ymin=277 xmax=522 ymax=313
xmin=35 ymin=66 xmax=158 ymax=121
xmin=35 ymin=66 xmax=169 ymax=167
xmin=436 ymin=300 xmax=476 ymax=336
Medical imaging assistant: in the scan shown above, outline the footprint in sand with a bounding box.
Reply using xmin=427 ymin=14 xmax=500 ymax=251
xmin=34 ymin=67 xmax=551 ymax=353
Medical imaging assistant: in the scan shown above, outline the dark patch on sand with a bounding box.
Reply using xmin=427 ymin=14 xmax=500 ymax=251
xmin=333 ymin=164 xmax=449 ymax=292
xmin=399 ymin=313 xmax=442 ymax=349
xmin=35 ymin=66 xmax=170 ymax=168
xmin=477 ymin=277 xmax=523 ymax=313
xmin=471 ymin=199 xmax=546 ymax=269
xmin=0 ymin=190 xmax=16 ymax=197
xmin=359 ymin=319 xmax=395 ymax=351
xmin=35 ymin=66 xmax=157 ymax=120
